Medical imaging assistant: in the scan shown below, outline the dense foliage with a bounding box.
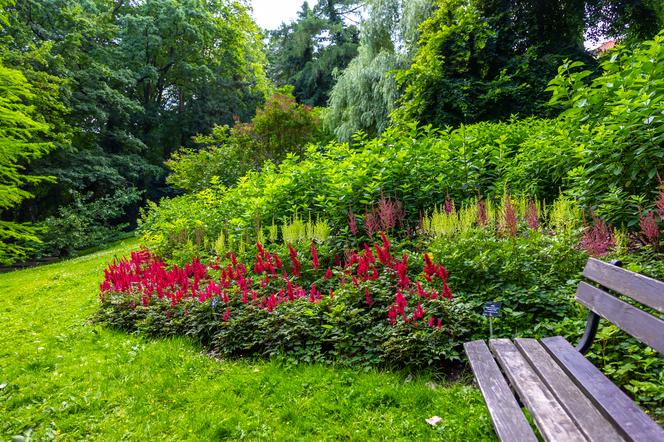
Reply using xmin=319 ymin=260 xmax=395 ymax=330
xmin=1 ymin=0 xmax=267 ymax=260
xmin=393 ymin=0 xmax=593 ymax=128
xmin=0 ymin=1 xmax=58 ymax=264
xmin=547 ymin=34 xmax=664 ymax=226
xmin=324 ymin=0 xmax=433 ymax=140
xmin=166 ymin=88 xmax=326 ymax=192
xmin=266 ymin=0 xmax=360 ymax=106
xmin=141 ymin=34 xmax=664 ymax=261
xmin=104 ymin=199 xmax=664 ymax=415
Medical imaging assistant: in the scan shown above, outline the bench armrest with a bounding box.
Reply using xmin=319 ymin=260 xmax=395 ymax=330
xmin=575 ymin=259 xmax=622 ymax=354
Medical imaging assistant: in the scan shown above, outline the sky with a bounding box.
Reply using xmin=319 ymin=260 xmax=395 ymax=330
xmin=251 ymin=0 xmax=317 ymax=30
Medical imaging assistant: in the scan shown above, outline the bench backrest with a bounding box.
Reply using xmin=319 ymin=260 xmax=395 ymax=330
xmin=577 ymin=258 xmax=664 ymax=354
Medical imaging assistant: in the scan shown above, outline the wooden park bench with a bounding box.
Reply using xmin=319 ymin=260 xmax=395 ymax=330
xmin=464 ymin=258 xmax=664 ymax=441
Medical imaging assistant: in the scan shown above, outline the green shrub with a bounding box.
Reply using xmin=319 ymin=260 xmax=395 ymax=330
xmin=547 ymin=33 xmax=664 ymax=227
xmin=426 ymin=228 xmax=587 ymax=337
xmin=143 ymin=34 xmax=664 ymax=263
xmin=38 ymin=187 xmax=142 ymax=257
xmin=166 ymin=88 xmax=327 ymax=192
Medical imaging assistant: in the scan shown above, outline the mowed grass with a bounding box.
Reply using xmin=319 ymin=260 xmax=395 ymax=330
xmin=0 ymin=239 xmax=496 ymax=441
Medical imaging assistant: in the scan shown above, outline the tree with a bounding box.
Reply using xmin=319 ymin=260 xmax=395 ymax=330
xmin=325 ymin=0 xmax=434 ymax=140
xmin=166 ymin=88 xmax=325 ymax=192
xmin=394 ymin=0 xmax=593 ymax=129
xmin=585 ymin=0 xmax=664 ymax=42
xmin=266 ymin=1 xmax=360 ymax=106
xmin=2 ymin=0 xmax=268 ymax=256
xmin=0 ymin=11 xmax=58 ymax=263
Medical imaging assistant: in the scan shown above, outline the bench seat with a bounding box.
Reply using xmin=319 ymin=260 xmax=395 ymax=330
xmin=465 ymin=337 xmax=664 ymax=441
xmin=465 ymin=258 xmax=664 ymax=441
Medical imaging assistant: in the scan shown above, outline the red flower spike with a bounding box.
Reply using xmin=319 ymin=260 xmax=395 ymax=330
xmin=310 ymin=241 xmax=320 ymax=269
xmin=287 ymin=243 xmax=301 ymax=276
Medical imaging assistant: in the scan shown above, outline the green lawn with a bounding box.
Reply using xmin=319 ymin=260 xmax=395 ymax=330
xmin=0 ymin=239 xmax=495 ymax=441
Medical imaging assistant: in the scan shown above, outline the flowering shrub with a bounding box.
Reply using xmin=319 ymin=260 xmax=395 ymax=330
xmin=580 ymin=214 xmax=616 ymax=257
xmin=97 ymin=234 xmax=477 ymax=369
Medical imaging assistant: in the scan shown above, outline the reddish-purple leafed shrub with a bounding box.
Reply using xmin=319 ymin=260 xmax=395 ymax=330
xmin=639 ymin=210 xmax=660 ymax=246
xmin=579 ymin=215 xmax=615 ymax=257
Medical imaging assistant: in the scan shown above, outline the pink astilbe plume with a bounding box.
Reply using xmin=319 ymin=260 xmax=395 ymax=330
xmin=657 ymin=185 xmax=664 ymax=220
xmin=444 ymin=194 xmax=454 ymax=214
xmin=348 ymin=207 xmax=359 ymax=236
xmin=526 ymin=199 xmax=538 ymax=230
xmin=377 ymin=193 xmax=404 ymax=231
xmin=501 ymin=196 xmax=518 ymax=237
xmin=364 ymin=210 xmax=380 ymax=237
xmin=579 ymin=214 xmax=615 ymax=257
xmin=639 ymin=210 xmax=659 ymax=246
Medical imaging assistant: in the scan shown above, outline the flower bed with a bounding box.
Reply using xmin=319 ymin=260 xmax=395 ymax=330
xmin=97 ymin=234 xmax=477 ymax=369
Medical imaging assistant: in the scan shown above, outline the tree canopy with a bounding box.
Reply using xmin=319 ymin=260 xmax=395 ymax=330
xmin=1 ymin=0 xmax=268 ymax=256
xmin=266 ymin=0 xmax=360 ymax=106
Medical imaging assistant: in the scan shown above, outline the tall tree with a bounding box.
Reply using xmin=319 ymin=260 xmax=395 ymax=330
xmin=2 ymin=0 xmax=268 ymax=256
xmin=0 ymin=0 xmax=60 ymax=263
xmin=585 ymin=0 xmax=664 ymax=42
xmin=393 ymin=0 xmax=592 ymax=128
xmin=325 ymin=0 xmax=434 ymax=140
xmin=266 ymin=1 xmax=360 ymax=106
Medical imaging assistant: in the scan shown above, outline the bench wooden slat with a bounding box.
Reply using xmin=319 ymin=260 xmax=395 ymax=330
xmin=541 ymin=336 xmax=664 ymax=442
xmin=489 ymin=338 xmax=587 ymax=441
xmin=576 ymin=282 xmax=664 ymax=354
xmin=514 ymin=338 xmax=625 ymax=442
xmin=463 ymin=340 xmax=537 ymax=442
xmin=583 ymin=258 xmax=664 ymax=313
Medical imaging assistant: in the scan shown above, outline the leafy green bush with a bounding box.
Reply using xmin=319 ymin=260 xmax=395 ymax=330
xmin=547 ymin=33 xmax=664 ymax=227
xmin=38 ymin=188 xmax=142 ymax=256
xmin=166 ymin=88 xmax=327 ymax=192
xmin=427 ymin=228 xmax=587 ymax=338
xmin=144 ymin=33 xmax=664 ymax=263
xmin=142 ymin=119 xmax=574 ymax=260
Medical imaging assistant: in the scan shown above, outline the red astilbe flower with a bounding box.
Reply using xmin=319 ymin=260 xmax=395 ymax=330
xmin=396 ymin=253 xmax=410 ymax=288
xmin=287 ymin=243 xmax=301 ymax=276
xmin=388 ymin=290 xmax=409 ymax=324
xmin=100 ymin=235 xmax=457 ymax=327
xmin=310 ymin=241 xmax=320 ymax=269
xmin=348 ymin=207 xmax=359 ymax=236
xmin=365 ymin=288 xmax=374 ymax=306
xmin=639 ymin=210 xmax=660 ymax=246
xmin=526 ymin=199 xmax=538 ymax=231
xmin=411 ymin=301 xmax=425 ymax=322
xmin=374 ymin=232 xmax=394 ymax=266
xmin=579 ymin=214 xmax=615 ymax=257
xmin=477 ymin=200 xmax=488 ymax=227
xmin=500 ymin=196 xmax=518 ymax=237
